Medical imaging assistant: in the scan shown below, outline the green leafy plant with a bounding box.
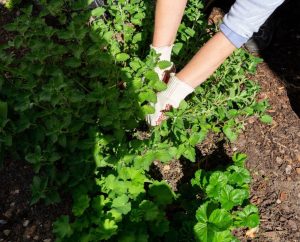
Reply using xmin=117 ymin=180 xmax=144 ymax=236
xmin=192 ymin=153 xmax=259 ymax=242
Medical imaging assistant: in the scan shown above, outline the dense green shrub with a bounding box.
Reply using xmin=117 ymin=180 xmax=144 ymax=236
xmin=0 ymin=0 xmax=270 ymax=241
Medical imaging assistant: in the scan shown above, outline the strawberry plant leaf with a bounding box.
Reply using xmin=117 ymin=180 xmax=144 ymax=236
xmin=149 ymin=181 xmax=175 ymax=206
xmin=112 ymin=195 xmax=131 ymax=215
xmin=235 ymin=205 xmax=260 ymax=228
xmin=53 ymin=216 xmax=73 ymax=238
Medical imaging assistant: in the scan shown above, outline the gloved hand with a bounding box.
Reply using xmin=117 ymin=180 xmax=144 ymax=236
xmin=146 ymin=74 xmax=194 ymax=126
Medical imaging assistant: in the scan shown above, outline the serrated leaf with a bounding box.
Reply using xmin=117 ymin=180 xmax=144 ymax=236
xmin=155 ymin=150 xmax=173 ymax=163
xmin=72 ymin=194 xmax=90 ymax=216
xmin=53 ymin=216 xmax=73 ymax=238
xmin=149 ymin=181 xmax=175 ymax=206
xmin=157 ymin=60 xmax=172 ymax=70
xmin=112 ymin=194 xmax=131 ymax=215
xmin=206 ymin=172 xmax=228 ymax=198
xmin=139 ymin=200 xmax=160 ymax=221
xmin=209 ymin=208 xmax=233 ymax=229
xmin=236 ymin=205 xmax=260 ymax=228
xmin=91 ymin=7 xmax=106 ymax=16
xmin=141 ymin=105 xmax=155 ymax=115
xmin=219 ymin=185 xmax=249 ymax=210
xmin=227 ymin=166 xmax=251 ymax=186
xmin=145 ymin=70 xmax=159 ymax=82
xmin=232 ymin=153 xmax=247 ymax=167
xmin=173 ymin=42 xmax=183 ymax=55
xmin=223 ymin=125 xmax=238 ymax=142
xmin=260 ymin=114 xmax=272 ymax=124
xmin=116 ymin=53 xmax=130 ymax=62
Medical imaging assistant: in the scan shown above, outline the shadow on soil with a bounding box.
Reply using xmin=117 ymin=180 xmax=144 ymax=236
xmin=260 ymin=0 xmax=300 ymax=118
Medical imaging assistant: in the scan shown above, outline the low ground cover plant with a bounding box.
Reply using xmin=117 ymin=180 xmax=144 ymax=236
xmin=0 ymin=0 xmax=271 ymax=241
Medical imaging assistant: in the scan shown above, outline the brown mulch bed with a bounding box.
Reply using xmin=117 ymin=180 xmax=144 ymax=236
xmin=230 ymin=64 xmax=300 ymax=242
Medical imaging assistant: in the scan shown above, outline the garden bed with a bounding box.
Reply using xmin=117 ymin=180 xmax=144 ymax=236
xmin=0 ymin=1 xmax=299 ymax=241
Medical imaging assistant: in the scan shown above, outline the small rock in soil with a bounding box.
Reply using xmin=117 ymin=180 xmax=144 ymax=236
xmin=3 ymin=229 xmax=11 ymax=236
xmin=279 ymin=192 xmax=288 ymax=201
xmin=276 ymin=199 xmax=282 ymax=204
xmin=24 ymin=225 xmax=37 ymax=239
xmin=285 ymin=165 xmax=292 ymax=175
xmin=279 ymin=217 xmax=286 ymax=222
xmin=276 ymin=156 xmax=283 ymax=164
xmin=4 ymin=208 xmax=14 ymax=218
xmin=23 ymin=220 xmax=30 ymax=227
xmin=0 ymin=219 xmax=7 ymax=225
xmin=43 ymin=239 xmax=52 ymax=242
xmin=33 ymin=235 xmax=39 ymax=240
xmin=163 ymin=165 xmax=170 ymax=172
xmin=246 ymin=227 xmax=259 ymax=238
xmin=288 ymin=220 xmax=298 ymax=231
xmin=296 ymin=168 xmax=300 ymax=175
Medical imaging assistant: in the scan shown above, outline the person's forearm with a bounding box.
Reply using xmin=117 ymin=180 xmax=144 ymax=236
xmin=153 ymin=0 xmax=188 ymax=47
xmin=177 ymin=31 xmax=236 ymax=88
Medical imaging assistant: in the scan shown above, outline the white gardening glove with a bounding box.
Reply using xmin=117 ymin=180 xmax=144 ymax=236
xmin=146 ymin=74 xmax=194 ymax=126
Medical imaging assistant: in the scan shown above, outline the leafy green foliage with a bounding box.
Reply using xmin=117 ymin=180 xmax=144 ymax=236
xmin=192 ymin=154 xmax=259 ymax=242
xmin=0 ymin=0 xmax=267 ymax=241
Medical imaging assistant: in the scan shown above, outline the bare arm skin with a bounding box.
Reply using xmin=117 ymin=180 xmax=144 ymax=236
xmin=153 ymin=0 xmax=236 ymax=89
xmin=152 ymin=0 xmax=188 ymax=47
xmin=177 ymin=32 xmax=236 ymax=88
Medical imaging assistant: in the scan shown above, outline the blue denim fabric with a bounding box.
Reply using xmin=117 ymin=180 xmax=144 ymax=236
xmin=220 ymin=23 xmax=248 ymax=48
xmin=220 ymin=0 xmax=284 ymax=48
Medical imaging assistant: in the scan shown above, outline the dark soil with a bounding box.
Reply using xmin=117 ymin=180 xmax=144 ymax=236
xmin=0 ymin=160 xmax=71 ymax=242
xmin=1 ymin=1 xmax=300 ymax=242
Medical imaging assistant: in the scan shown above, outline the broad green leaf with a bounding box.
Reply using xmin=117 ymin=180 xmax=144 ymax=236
xmin=227 ymin=166 xmax=251 ymax=186
xmin=195 ymin=202 xmax=218 ymax=223
xmin=139 ymin=200 xmax=160 ymax=221
xmin=157 ymin=60 xmax=172 ymax=70
xmin=155 ymin=150 xmax=173 ymax=163
xmin=111 ymin=194 xmax=131 ymax=215
xmin=219 ymin=185 xmax=249 ymax=210
xmin=72 ymin=194 xmax=90 ymax=217
xmin=116 ymin=53 xmax=130 ymax=62
xmin=145 ymin=70 xmax=159 ymax=82
xmin=235 ymin=205 xmax=260 ymax=228
xmin=194 ymin=203 xmax=233 ymax=242
xmin=209 ymin=209 xmax=233 ymax=230
xmin=183 ymin=146 xmax=196 ymax=162
xmin=223 ymin=125 xmax=238 ymax=142
xmin=173 ymin=42 xmax=183 ymax=55
xmin=53 ymin=216 xmax=73 ymax=238
xmin=149 ymin=181 xmax=175 ymax=206
xmin=260 ymin=114 xmax=273 ymax=124
xmin=206 ymin=172 xmax=228 ymax=198
xmin=141 ymin=105 xmax=155 ymax=115
xmin=232 ymin=153 xmax=247 ymax=167
xmin=91 ymin=7 xmax=106 ymax=17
